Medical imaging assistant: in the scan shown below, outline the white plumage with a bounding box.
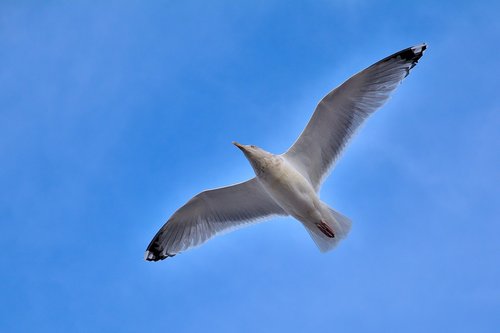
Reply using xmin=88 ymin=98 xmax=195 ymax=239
xmin=145 ymin=44 xmax=427 ymax=261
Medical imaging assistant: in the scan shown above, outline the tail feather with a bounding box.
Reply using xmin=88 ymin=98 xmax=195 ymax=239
xmin=304 ymin=206 xmax=352 ymax=253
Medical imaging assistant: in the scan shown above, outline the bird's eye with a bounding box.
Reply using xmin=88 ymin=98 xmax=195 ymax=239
xmin=250 ymin=145 xmax=256 ymax=148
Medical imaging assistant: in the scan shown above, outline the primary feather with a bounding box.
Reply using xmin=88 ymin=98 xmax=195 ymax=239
xmin=284 ymin=44 xmax=427 ymax=190
xmin=145 ymin=178 xmax=285 ymax=261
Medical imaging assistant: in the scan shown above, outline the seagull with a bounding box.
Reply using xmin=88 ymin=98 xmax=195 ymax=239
xmin=145 ymin=44 xmax=427 ymax=261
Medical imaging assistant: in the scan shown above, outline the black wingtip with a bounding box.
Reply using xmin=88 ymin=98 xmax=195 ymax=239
xmin=375 ymin=43 xmax=427 ymax=77
xmin=144 ymin=248 xmax=176 ymax=262
xmin=379 ymin=43 xmax=427 ymax=66
xmin=144 ymin=235 xmax=176 ymax=262
xmin=397 ymin=43 xmax=427 ymax=62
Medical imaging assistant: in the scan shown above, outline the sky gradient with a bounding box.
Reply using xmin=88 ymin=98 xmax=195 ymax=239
xmin=1 ymin=1 xmax=499 ymax=332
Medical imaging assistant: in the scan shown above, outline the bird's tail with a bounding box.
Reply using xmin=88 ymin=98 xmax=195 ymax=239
xmin=303 ymin=205 xmax=352 ymax=252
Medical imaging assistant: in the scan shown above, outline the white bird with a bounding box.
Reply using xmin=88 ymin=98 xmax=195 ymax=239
xmin=145 ymin=44 xmax=427 ymax=261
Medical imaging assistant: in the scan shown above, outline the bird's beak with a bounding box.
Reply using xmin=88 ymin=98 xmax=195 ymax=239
xmin=232 ymin=141 xmax=245 ymax=151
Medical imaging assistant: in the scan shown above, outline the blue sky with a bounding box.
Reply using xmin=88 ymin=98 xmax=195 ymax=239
xmin=1 ymin=1 xmax=499 ymax=332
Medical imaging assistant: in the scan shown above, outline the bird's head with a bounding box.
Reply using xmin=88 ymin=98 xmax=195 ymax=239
xmin=232 ymin=142 xmax=272 ymax=174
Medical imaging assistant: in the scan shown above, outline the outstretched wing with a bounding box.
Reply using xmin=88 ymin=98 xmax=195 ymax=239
xmin=284 ymin=44 xmax=427 ymax=190
xmin=145 ymin=178 xmax=286 ymax=261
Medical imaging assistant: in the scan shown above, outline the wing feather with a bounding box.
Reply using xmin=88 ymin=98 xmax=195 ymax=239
xmin=145 ymin=178 xmax=286 ymax=261
xmin=284 ymin=44 xmax=427 ymax=190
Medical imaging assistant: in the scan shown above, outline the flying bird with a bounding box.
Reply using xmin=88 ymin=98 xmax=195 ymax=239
xmin=145 ymin=44 xmax=427 ymax=261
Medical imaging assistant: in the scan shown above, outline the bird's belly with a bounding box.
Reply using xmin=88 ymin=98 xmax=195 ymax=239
xmin=258 ymin=163 xmax=321 ymax=221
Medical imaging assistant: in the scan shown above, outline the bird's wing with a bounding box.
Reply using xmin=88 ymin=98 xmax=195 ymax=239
xmin=283 ymin=44 xmax=426 ymax=190
xmin=145 ymin=178 xmax=286 ymax=261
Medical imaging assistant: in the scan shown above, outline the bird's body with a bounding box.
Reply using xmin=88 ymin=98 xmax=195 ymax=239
xmin=145 ymin=44 xmax=427 ymax=261
xmin=254 ymin=154 xmax=322 ymax=224
xmin=233 ymin=143 xmax=351 ymax=251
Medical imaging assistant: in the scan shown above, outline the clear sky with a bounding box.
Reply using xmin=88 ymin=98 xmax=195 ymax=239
xmin=1 ymin=1 xmax=499 ymax=332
